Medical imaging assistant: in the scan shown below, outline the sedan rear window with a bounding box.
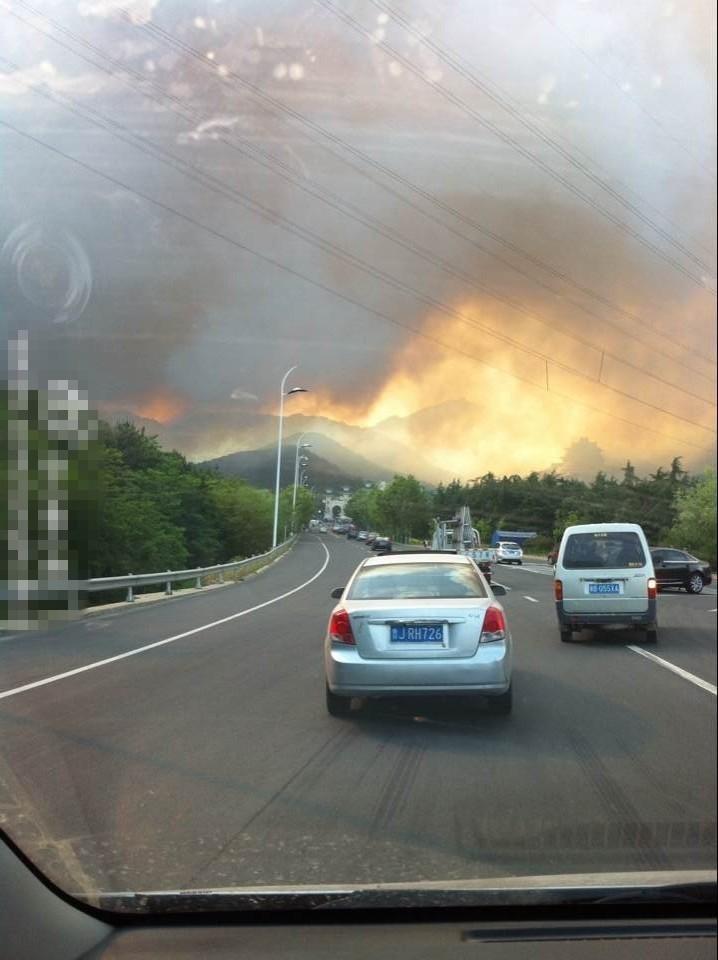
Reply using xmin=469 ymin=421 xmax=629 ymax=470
xmin=348 ymin=563 xmax=487 ymax=600
xmin=563 ymin=532 xmax=646 ymax=569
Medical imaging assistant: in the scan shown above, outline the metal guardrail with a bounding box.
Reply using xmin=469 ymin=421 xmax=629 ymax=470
xmin=85 ymin=537 xmax=297 ymax=603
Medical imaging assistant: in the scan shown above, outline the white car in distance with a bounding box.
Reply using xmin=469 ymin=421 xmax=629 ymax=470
xmin=496 ymin=541 xmax=523 ymax=565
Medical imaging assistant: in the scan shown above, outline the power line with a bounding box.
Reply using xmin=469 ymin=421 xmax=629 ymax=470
xmin=526 ymin=0 xmax=717 ymax=183
xmin=103 ymin=2 xmax=717 ymax=367
xmin=6 ymin=55 xmax=715 ymax=430
xmin=372 ymin=0 xmax=717 ymax=236
xmin=1 ymin=117 xmax=714 ymax=456
xmin=319 ymin=0 xmax=716 ymax=292
xmin=7 ymin=2 xmax=714 ymax=392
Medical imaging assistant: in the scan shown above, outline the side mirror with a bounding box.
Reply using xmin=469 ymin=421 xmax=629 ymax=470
xmin=330 ymin=587 xmax=344 ymax=599
xmin=491 ymin=583 xmax=507 ymax=597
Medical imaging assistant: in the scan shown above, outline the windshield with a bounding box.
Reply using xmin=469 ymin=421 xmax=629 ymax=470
xmin=563 ymin=531 xmax=647 ymax=569
xmin=0 ymin=0 xmax=715 ymax=917
xmin=348 ymin=562 xmax=486 ymax=599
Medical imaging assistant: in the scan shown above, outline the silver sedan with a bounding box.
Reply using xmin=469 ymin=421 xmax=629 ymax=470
xmin=324 ymin=553 xmax=513 ymax=716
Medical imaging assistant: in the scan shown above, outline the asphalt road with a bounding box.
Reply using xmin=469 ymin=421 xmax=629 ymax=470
xmin=0 ymin=535 xmax=715 ymax=895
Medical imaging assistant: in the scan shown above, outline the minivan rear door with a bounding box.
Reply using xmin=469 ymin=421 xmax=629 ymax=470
xmin=560 ymin=531 xmax=650 ymax=614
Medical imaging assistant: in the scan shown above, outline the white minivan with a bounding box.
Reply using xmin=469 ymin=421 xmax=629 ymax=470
xmin=554 ymin=523 xmax=658 ymax=643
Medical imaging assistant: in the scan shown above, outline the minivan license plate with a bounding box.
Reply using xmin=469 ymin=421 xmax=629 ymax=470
xmin=587 ymin=582 xmax=622 ymax=595
xmin=390 ymin=623 xmax=445 ymax=643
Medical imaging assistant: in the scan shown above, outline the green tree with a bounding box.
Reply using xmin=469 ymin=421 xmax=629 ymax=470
xmin=374 ymin=475 xmax=432 ymax=541
xmin=668 ymin=470 xmax=717 ymax=567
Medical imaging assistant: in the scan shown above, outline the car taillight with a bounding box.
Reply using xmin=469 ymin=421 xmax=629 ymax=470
xmin=329 ymin=608 xmax=356 ymax=645
xmin=480 ymin=605 xmax=507 ymax=643
xmin=554 ymin=579 xmax=563 ymax=601
xmin=647 ymin=577 xmax=657 ymax=600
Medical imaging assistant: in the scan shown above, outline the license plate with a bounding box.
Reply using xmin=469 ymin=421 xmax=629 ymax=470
xmin=390 ymin=623 xmax=445 ymax=643
xmin=587 ymin=582 xmax=622 ymax=595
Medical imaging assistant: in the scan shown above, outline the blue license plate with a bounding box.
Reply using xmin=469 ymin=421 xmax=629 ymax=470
xmin=588 ymin=582 xmax=621 ymax=595
xmin=390 ymin=623 xmax=445 ymax=643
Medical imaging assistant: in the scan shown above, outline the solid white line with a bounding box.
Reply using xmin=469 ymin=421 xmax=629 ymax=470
xmin=0 ymin=541 xmax=331 ymax=702
xmin=523 ymin=596 xmax=539 ymax=603
xmin=627 ymin=645 xmax=717 ymax=696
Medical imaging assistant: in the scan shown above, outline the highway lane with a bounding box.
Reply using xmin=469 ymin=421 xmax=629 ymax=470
xmin=0 ymin=534 xmax=715 ymax=897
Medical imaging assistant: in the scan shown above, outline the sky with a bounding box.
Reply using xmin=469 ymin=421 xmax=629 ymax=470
xmin=1 ymin=0 xmax=716 ymax=480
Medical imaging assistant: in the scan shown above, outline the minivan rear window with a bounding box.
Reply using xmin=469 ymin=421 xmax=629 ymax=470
xmin=562 ymin=532 xmax=646 ymax=569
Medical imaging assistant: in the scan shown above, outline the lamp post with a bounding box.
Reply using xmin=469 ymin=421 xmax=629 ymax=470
xmin=292 ymin=434 xmax=312 ymax=512
xmin=272 ymin=367 xmax=307 ymax=548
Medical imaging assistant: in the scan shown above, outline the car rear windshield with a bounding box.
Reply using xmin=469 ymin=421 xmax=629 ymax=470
xmin=563 ymin=532 xmax=647 ymax=569
xmin=348 ymin=562 xmax=487 ymax=599
xmin=501 ymin=543 xmax=520 ymax=549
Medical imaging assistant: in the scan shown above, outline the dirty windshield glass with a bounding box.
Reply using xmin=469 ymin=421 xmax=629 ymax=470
xmin=0 ymin=0 xmax=716 ymax=913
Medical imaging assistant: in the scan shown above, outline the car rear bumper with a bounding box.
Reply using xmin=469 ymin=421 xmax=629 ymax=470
xmin=556 ymin=599 xmax=657 ymax=628
xmin=325 ymin=643 xmax=511 ymax=697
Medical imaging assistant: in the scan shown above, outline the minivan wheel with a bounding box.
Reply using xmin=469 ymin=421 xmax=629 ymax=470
xmin=326 ymin=684 xmax=352 ymax=717
xmin=487 ymin=684 xmax=512 ymax=715
xmin=643 ymin=625 xmax=658 ymax=643
xmin=560 ymin=628 xmax=574 ymax=643
xmin=686 ymin=573 xmax=704 ymax=594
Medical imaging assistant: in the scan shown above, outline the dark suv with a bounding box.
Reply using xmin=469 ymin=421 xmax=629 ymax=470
xmin=650 ymin=548 xmax=713 ymax=594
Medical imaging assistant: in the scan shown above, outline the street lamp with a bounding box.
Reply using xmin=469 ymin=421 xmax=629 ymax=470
xmin=272 ymin=366 xmax=307 ymax=548
xmin=292 ymin=433 xmax=312 ymax=512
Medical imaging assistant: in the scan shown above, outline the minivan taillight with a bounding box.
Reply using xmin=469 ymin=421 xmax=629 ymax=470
xmin=554 ymin=579 xmax=563 ymax=601
xmin=329 ymin=608 xmax=355 ymax=645
xmin=647 ymin=577 xmax=657 ymax=600
xmin=480 ymin=605 xmax=507 ymax=643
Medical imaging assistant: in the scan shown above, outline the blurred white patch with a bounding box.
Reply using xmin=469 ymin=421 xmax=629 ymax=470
xmin=620 ymin=81 xmax=632 ymax=92
xmin=77 ymin=0 xmax=158 ymax=24
xmin=206 ymin=50 xmax=216 ymax=60
xmin=194 ymin=16 xmax=207 ymax=29
xmin=425 ymin=67 xmax=443 ymax=84
xmin=217 ymin=64 xmax=229 ymax=77
xmin=651 ymin=74 xmax=663 ymax=89
xmin=566 ymin=99 xmax=579 ymax=109
xmin=177 ymin=115 xmax=241 ymax=144
xmin=230 ymin=388 xmax=258 ymax=402
xmin=537 ymin=73 xmax=556 ymax=105
xmin=662 ymin=1 xmax=676 ymax=15
xmin=256 ymin=26 xmax=264 ymax=46
xmin=0 ymin=61 xmax=103 ymax=97
xmin=388 ymin=60 xmax=402 ymax=77
xmin=273 ymin=62 xmax=288 ymax=79
xmin=144 ymin=59 xmax=155 ymax=72
xmin=377 ymin=12 xmax=389 ymax=25
xmin=289 ymin=63 xmax=305 ymax=80
xmin=372 ymin=27 xmax=386 ymax=43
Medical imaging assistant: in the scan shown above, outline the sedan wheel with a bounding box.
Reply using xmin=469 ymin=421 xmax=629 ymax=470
xmin=487 ymin=684 xmax=512 ymax=715
xmin=686 ymin=573 xmax=704 ymax=594
xmin=326 ymin=684 xmax=352 ymax=717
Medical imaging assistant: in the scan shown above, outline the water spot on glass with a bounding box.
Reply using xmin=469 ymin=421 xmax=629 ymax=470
xmin=206 ymin=50 xmax=215 ymax=61
xmin=0 ymin=220 xmax=92 ymax=325
xmin=194 ymin=16 xmax=206 ymax=29
xmin=651 ymin=74 xmax=663 ymax=89
xmin=372 ymin=27 xmax=386 ymax=43
xmin=273 ymin=62 xmax=287 ymax=80
xmin=388 ymin=60 xmax=402 ymax=77
xmin=144 ymin=59 xmax=155 ymax=72
xmin=289 ymin=62 xmax=305 ymax=80
xmin=377 ymin=12 xmax=389 ymax=25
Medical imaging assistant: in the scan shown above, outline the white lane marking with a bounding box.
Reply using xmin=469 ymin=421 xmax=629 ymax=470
xmin=627 ymin=645 xmax=717 ymax=696
xmin=0 ymin=541 xmax=331 ymax=702
xmin=502 ymin=564 xmax=553 ymax=577
xmin=709 ymin=609 xmax=717 ymax=614
xmin=523 ymin=596 xmax=539 ymax=603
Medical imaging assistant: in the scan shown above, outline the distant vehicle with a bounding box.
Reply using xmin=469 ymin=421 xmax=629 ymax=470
xmin=496 ymin=541 xmax=523 ymax=565
xmin=650 ymin=548 xmax=713 ymax=594
xmin=554 ymin=523 xmax=657 ymax=644
xmin=371 ymin=537 xmax=392 ymax=553
xmin=318 ymin=525 xmax=328 ymax=534
xmin=357 ymin=530 xmax=369 ymax=541
xmin=365 ymin=532 xmax=379 ymax=545
xmin=432 ymin=506 xmax=496 ymax=583
xmin=346 ymin=526 xmax=358 ymax=539
xmin=324 ymin=552 xmax=512 ymax=716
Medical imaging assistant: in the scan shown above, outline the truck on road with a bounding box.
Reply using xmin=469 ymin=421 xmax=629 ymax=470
xmin=431 ymin=506 xmax=496 ymax=583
